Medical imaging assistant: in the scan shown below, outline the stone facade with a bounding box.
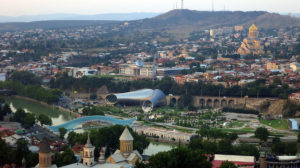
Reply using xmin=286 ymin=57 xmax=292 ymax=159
xmin=238 ymin=24 xmax=264 ymax=56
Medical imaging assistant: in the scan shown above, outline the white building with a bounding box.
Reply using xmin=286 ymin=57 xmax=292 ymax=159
xmin=0 ymin=73 xmax=6 ymax=81
xmin=119 ymin=60 xmax=156 ymax=78
xmin=290 ymin=62 xmax=300 ymax=72
xmin=134 ymin=126 xmax=194 ymax=143
xmin=63 ymin=67 xmax=98 ymax=78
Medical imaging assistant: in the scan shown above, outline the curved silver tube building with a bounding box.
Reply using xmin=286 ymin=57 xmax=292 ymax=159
xmin=106 ymin=89 xmax=166 ymax=112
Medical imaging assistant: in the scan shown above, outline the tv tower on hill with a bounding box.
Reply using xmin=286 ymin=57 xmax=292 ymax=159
xmin=181 ymin=0 xmax=184 ymax=9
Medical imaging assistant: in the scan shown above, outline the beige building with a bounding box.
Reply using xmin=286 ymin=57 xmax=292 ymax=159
xmin=234 ymin=25 xmax=244 ymax=32
xmin=238 ymin=24 xmax=264 ymax=56
xmin=290 ymin=62 xmax=300 ymax=72
xmin=134 ymin=126 xmax=193 ymax=143
xmin=266 ymin=62 xmax=279 ymax=70
xmin=260 ymin=156 xmax=300 ymax=168
xmin=119 ymin=61 xmax=156 ymax=78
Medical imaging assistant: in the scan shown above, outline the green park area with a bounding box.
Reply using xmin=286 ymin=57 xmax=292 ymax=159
xmin=259 ymin=119 xmax=289 ymax=130
xmin=230 ymin=121 xmax=245 ymax=128
xmin=88 ymin=74 xmax=131 ymax=78
xmin=219 ymin=127 xmax=255 ymax=134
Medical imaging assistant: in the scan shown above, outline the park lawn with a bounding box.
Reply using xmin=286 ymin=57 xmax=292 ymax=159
xmin=219 ymin=127 xmax=255 ymax=134
xmin=230 ymin=121 xmax=245 ymax=128
xmin=259 ymin=119 xmax=289 ymax=130
xmin=88 ymin=74 xmax=131 ymax=78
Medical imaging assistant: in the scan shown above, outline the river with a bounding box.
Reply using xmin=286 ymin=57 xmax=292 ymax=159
xmin=4 ymin=96 xmax=176 ymax=155
xmin=143 ymin=141 xmax=176 ymax=155
xmin=5 ymin=96 xmax=75 ymax=125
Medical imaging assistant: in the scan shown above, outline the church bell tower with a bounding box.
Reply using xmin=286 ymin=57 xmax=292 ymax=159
xmin=83 ymin=133 xmax=95 ymax=167
xmin=119 ymin=127 xmax=134 ymax=157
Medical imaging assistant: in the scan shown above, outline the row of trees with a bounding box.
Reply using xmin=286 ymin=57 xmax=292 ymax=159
xmin=52 ymin=146 xmax=77 ymax=167
xmin=0 ymin=71 xmax=62 ymax=103
xmin=0 ymin=98 xmax=12 ymax=120
xmin=11 ymin=109 xmax=52 ymax=128
xmin=0 ymin=138 xmax=38 ymax=167
xmin=0 ymin=138 xmax=77 ymax=167
xmin=0 ymin=81 xmax=62 ymax=103
xmin=51 ymin=75 xmax=296 ymax=100
xmin=222 ymin=107 xmax=259 ymax=115
xmin=197 ymin=128 xmax=238 ymax=141
xmin=282 ymin=100 xmax=300 ymax=117
xmin=136 ymin=137 xmax=259 ymax=168
xmin=67 ymin=125 xmax=149 ymax=154
xmin=82 ymin=106 xmax=105 ymax=116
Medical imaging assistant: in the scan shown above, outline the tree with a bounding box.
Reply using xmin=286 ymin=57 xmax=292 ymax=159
xmin=179 ymin=94 xmax=193 ymax=107
xmin=148 ymin=147 xmax=211 ymax=168
xmin=15 ymin=139 xmax=30 ymax=166
xmin=188 ymin=139 xmax=203 ymax=150
xmin=227 ymin=133 xmax=238 ymax=141
xmin=82 ymin=106 xmax=105 ymax=116
xmin=3 ymin=104 xmax=12 ymax=114
xmin=12 ymin=109 xmax=27 ymax=123
xmin=158 ymin=77 xmax=174 ymax=94
xmin=11 ymin=71 xmax=41 ymax=85
xmin=255 ymin=127 xmax=269 ymax=142
xmin=233 ymin=144 xmax=259 ymax=159
xmin=0 ymin=96 xmax=4 ymax=103
xmin=59 ymin=127 xmax=67 ymax=140
xmin=219 ymin=161 xmax=237 ymax=168
xmin=135 ymin=160 xmax=149 ymax=168
xmin=23 ymin=113 xmax=36 ymax=128
xmin=90 ymin=94 xmax=97 ymax=100
xmin=52 ymin=147 xmax=76 ymax=167
xmin=67 ymin=125 xmax=149 ymax=154
xmin=37 ymin=114 xmax=52 ymax=126
xmin=0 ymin=138 xmax=13 ymax=165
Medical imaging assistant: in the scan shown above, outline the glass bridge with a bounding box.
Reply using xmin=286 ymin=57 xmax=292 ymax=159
xmin=47 ymin=115 xmax=136 ymax=132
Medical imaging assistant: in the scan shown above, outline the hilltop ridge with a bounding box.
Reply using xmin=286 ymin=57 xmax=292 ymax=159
xmin=0 ymin=9 xmax=299 ymax=33
xmin=129 ymin=9 xmax=300 ymax=32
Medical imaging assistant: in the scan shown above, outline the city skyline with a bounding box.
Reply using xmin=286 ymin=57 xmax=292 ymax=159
xmin=0 ymin=0 xmax=299 ymax=17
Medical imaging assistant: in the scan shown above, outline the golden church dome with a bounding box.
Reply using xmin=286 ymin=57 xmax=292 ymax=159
xmin=249 ymin=24 xmax=258 ymax=31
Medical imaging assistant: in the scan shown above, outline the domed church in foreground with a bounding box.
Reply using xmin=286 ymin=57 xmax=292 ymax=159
xmin=37 ymin=127 xmax=142 ymax=168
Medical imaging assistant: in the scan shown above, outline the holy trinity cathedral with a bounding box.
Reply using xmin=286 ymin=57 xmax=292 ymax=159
xmin=238 ymin=24 xmax=264 ymax=55
xmin=35 ymin=127 xmax=142 ymax=168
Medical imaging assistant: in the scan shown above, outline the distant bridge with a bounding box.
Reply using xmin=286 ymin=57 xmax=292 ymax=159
xmin=68 ymin=92 xmax=274 ymax=109
xmin=166 ymin=96 xmax=273 ymax=108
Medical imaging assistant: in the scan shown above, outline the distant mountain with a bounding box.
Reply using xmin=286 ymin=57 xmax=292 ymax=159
xmin=292 ymin=13 xmax=300 ymax=18
xmin=0 ymin=20 xmax=120 ymax=32
xmin=0 ymin=12 xmax=160 ymax=23
xmin=129 ymin=10 xmax=300 ymax=33
xmin=0 ymin=10 xmax=299 ymax=35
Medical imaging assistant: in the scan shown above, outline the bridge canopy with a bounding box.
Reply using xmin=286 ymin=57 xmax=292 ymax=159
xmin=47 ymin=116 xmax=136 ymax=132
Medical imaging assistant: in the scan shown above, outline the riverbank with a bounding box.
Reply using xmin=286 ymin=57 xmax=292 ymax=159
xmin=146 ymin=137 xmax=189 ymax=145
xmin=12 ymin=95 xmax=80 ymax=118
xmin=5 ymin=96 xmax=75 ymax=125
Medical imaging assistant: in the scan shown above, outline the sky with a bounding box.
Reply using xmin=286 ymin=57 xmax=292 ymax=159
xmin=0 ymin=0 xmax=299 ymax=16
